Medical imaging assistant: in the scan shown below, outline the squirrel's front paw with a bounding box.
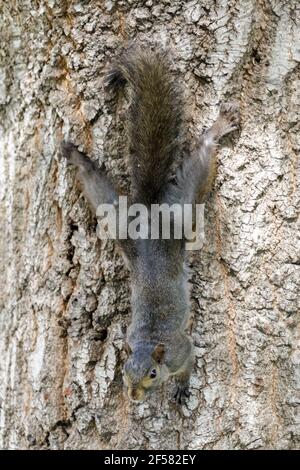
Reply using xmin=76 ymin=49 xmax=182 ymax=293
xmin=219 ymin=102 xmax=240 ymax=136
xmin=173 ymin=383 xmax=190 ymax=406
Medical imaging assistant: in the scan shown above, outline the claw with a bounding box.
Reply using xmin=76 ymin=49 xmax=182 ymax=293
xmin=173 ymin=385 xmax=190 ymax=405
xmin=59 ymin=141 xmax=91 ymax=170
xmin=220 ymin=101 xmax=239 ymax=115
xmin=218 ymin=102 xmax=240 ymax=137
xmin=60 ymin=141 xmax=78 ymax=161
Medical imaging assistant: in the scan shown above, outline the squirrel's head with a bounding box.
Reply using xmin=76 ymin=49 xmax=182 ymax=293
xmin=123 ymin=342 xmax=166 ymax=401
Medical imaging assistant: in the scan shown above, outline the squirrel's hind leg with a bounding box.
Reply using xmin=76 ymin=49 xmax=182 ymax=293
xmin=174 ymin=102 xmax=240 ymax=205
xmin=60 ymin=141 xmax=119 ymax=214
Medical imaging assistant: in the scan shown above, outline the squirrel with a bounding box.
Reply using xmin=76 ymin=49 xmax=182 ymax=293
xmin=60 ymin=47 xmax=240 ymax=404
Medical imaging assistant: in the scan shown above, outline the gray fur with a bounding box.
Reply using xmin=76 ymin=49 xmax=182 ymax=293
xmin=60 ymin=49 xmax=240 ymax=405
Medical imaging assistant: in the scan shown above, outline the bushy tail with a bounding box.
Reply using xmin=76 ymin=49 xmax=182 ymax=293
xmin=105 ymin=47 xmax=183 ymax=204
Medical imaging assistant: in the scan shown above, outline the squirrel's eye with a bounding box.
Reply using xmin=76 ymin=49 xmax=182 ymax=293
xmin=149 ymin=369 xmax=157 ymax=379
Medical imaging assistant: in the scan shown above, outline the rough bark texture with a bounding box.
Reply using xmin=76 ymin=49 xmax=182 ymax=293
xmin=0 ymin=0 xmax=299 ymax=450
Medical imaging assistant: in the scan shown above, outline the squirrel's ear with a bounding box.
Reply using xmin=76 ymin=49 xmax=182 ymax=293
xmin=124 ymin=342 xmax=132 ymax=356
xmin=152 ymin=343 xmax=165 ymax=363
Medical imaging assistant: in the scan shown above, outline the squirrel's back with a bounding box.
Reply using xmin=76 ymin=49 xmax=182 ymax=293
xmin=105 ymin=47 xmax=183 ymax=205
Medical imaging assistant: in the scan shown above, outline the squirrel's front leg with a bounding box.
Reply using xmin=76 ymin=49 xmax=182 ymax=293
xmin=173 ymin=353 xmax=194 ymax=405
xmin=169 ymin=335 xmax=194 ymax=405
xmin=60 ymin=141 xmax=119 ymax=213
xmin=174 ymin=102 xmax=240 ymax=205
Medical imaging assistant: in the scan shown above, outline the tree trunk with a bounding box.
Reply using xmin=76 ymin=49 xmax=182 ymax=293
xmin=0 ymin=0 xmax=299 ymax=450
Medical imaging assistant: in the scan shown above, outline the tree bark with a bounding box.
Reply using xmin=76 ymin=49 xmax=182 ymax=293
xmin=0 ymin=0 xmax=299 ymax=450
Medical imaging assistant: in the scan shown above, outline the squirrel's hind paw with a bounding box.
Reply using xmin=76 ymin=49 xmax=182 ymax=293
xmin=173 ymin=384 xmax=191 ymax=406
xmin=60 ymin=141 xmax=78 ymax=161
xmin=219 ymin=102 xmax=240 ymax=136
xmin=60 ymin=141 xmax=91 ymax=170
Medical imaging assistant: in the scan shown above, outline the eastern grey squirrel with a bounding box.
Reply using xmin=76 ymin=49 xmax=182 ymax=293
xmin=60 ymin=47 xmax=240 ymax=404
